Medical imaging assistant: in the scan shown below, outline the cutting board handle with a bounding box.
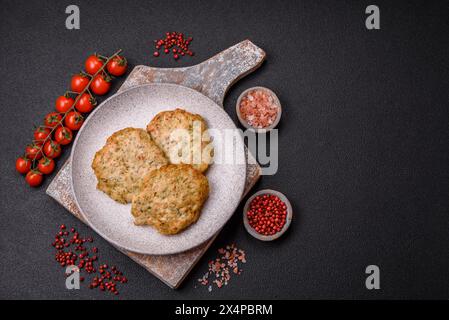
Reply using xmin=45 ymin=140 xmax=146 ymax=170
xmin=122 ymin=40 xmax=266 ymax=107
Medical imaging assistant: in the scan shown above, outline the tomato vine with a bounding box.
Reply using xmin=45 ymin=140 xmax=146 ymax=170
xmin=16 ymin=49 xmax=128 ymax=187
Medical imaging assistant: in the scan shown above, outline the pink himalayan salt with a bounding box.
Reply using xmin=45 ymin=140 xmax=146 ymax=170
xmin=239 ymin=89 xmax=279 ymax=129
xmin=197 ymin=244 xmax=246 ymax=291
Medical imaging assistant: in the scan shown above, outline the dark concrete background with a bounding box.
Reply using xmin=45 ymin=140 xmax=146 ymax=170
xmin=1 ymin=0 xmax=448 ymax=299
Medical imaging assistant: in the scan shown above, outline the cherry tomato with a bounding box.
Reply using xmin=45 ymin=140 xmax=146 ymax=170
xmin=71 ymin=74 xmax=90 ymax=93
xmin=38 ymin=157 xmax=55 ymax=175
xmin=44 ymin=112 xmax=62 ymax=128
xmin=34 ymin=127 xmax=51 ymax=145
xmin=90 ymin=74 xmax=111 ymax=95
xmin=64 ymin=111 xmax=84 ymax=131
xmin=16 ymin=156 xmax=31 ymax=174
xmin=26 ymin=170 xmax=43 ymax=187
xmin=75 ymin=93 xmax=96 ymax=113
xmin=55 ymin=95 xmax=75 ymax=113
xmin=54 ymin=127 xmax=73 ymax=145
xmin=25 ymin=144 xmax=42 ymax=160
xmin=85 ymin=55 xmax=104 ymax=75
xmin=106 ymin=56 xmax=127 ymax=76
xmin=43 ymin=140 xmax=62 ymax=159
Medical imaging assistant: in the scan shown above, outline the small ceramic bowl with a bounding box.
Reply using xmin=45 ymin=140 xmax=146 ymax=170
xmin=236 ymin=86 xmax=282 ymax=133
xmin=243 ymin=189 xmax=292 ymax=241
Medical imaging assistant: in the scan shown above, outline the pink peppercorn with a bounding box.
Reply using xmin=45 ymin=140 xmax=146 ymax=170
xmin=152 ymin=32 xmax=194 ymax=61
xmin=247 ymin=194 xmax=287 ymax=236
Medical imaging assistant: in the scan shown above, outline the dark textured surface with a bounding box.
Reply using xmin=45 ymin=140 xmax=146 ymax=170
xmin=1 ymin=0 xmax=448 ymax=299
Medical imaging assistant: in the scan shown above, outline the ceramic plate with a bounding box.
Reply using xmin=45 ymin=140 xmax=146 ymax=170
xmin=70 ymin=83 xmax=246 ymax=255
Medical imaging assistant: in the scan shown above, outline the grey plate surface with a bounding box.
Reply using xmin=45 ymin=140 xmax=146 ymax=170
xmin=70 ymin=83 xmax=246 ymax=255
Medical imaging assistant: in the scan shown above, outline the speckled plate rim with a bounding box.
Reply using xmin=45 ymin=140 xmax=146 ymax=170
xmin=70 ymin=83 xmax=246 ymax=255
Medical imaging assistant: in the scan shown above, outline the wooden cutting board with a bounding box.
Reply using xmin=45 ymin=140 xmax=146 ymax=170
xmin=46 ymin=40 xmax=265 ymax=288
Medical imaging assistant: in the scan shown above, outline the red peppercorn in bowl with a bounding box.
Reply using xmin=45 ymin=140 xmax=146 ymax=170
xmin=243 ymin=189 xmax=292 ymax=241
xmin=236 ymin=87 xmax=282 ymax=132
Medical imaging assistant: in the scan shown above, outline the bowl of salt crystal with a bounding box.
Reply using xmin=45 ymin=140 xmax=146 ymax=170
xmin=236 ymin=86 xmax=282 ymax=133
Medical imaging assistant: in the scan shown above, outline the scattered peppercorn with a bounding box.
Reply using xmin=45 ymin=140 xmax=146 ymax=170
xmin=152 ymin=32 xmax=194 ymax=61
xmin=52 ymin=225 xmax=128 ymax=296
xmin=247 ymin=194 xmax=287 ymax=236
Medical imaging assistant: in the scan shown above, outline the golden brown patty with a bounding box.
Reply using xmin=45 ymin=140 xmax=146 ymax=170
xmin=131 ymin=164 xmax=209 ymax=235
xmin=91 ymin=128 xmax=168 ymax=204
xmin=146 ymin=108 xmax=213 ymax=173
